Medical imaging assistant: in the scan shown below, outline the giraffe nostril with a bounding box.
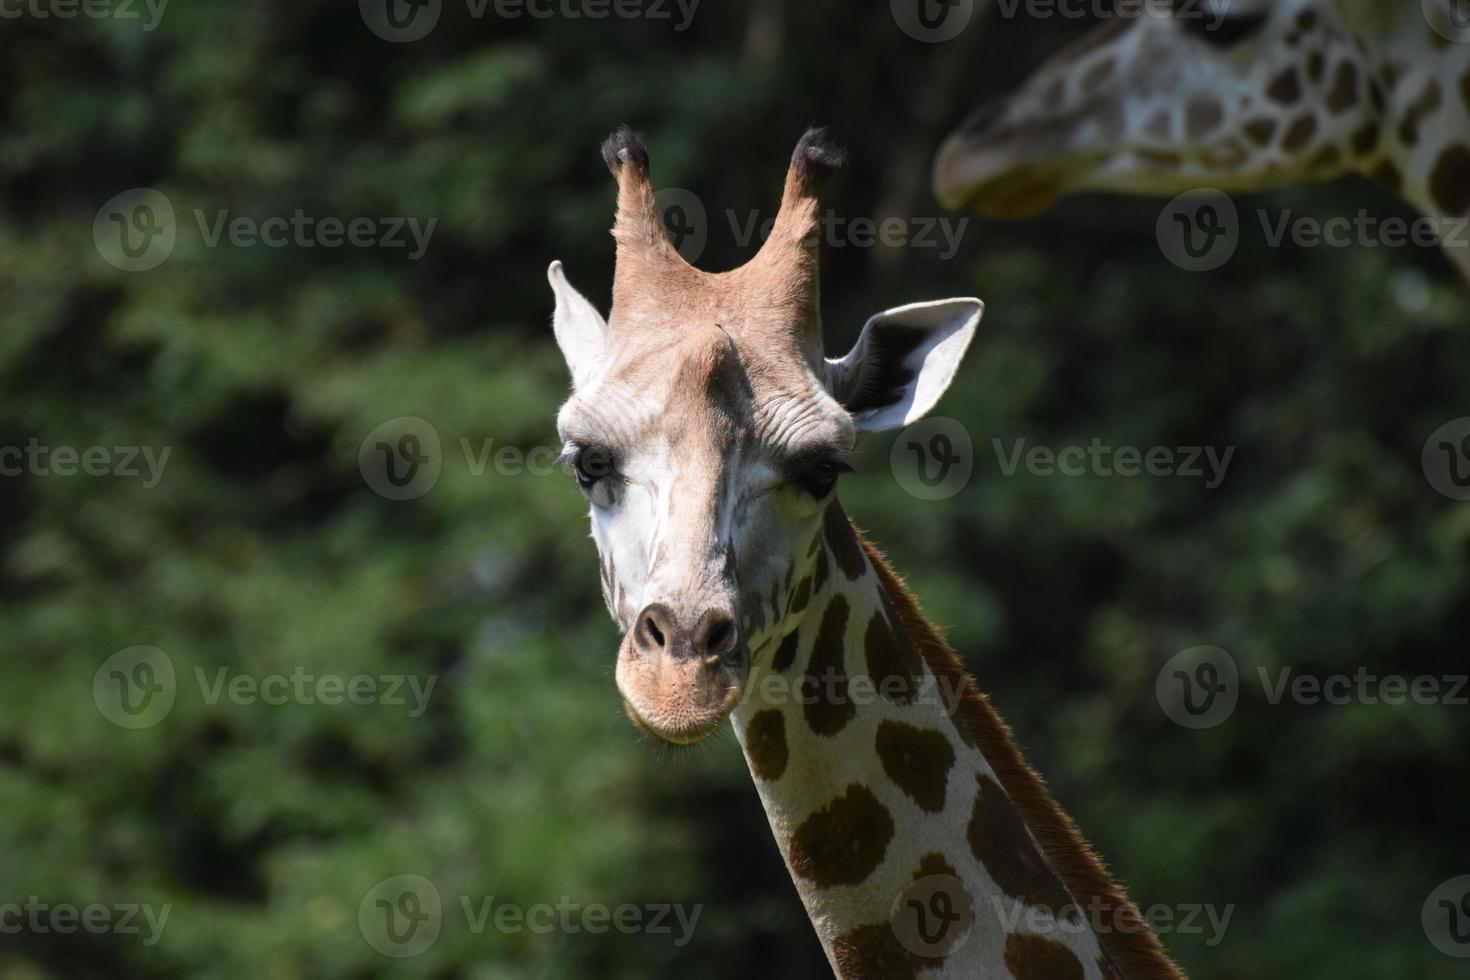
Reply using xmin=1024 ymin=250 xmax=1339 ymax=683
xmin=637 ymin=604 xmax=671 ymax=651
xmin=699 ymin=612 xmax=739 ymax=659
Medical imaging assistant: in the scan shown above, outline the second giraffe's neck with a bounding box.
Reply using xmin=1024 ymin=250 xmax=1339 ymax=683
xmin=1357 ymin=17 xmax=1470 ymax=282
xmin=730 ymin=506 xmax=1181 ymax=980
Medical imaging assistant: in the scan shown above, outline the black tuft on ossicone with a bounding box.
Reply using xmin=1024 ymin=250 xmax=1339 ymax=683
xmin=602 ymin=125 xmax=650 ymax=175
xmin=790 ymin=126 xmax=847 ymax=186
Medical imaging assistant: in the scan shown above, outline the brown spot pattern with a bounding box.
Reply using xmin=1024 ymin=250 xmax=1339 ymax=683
xmin=1372 ymin=158 xmax=1403 ymax=191
xmin=1398 ymin=80 xmax=1442 ymax=146
xmin=864 ymin=603 xmax=923 ymax=705
xmin=1243 ymin=118 xmax=1277 ymax=146
xmin=1308 ymin=144 xmax=1341 ymax=172
xmin=1430 ymin=145 xmax=1470 ymax=216
xmin=1306 ymin=51 xmax=1324 ymax=84
xmin=876 ymin=721 xmax=955 ymax=813
xmin=832 ymin=924 xmax=923 ymax=980
xmin=812 ymin=544 xmax=830 ymax=595
xmin=790 ymin=573 xmax=812 ymax=615
xmin=1326 ymin=62 xmax=1359 ymax=113
xmin=801 ymin=595 xmax=855 ymax=736
xmin=772 ymin=630 xmax=801 ymax=672
xmin=1282 ymin=114 xmax=1318 ymax=153
xmin=745 ymin=709 xmax=788 ymax=781
xmin=1267 ymin=68 xmax=1301 ymax=105
xmin=1004 ymin=934 xmax=1084 ymax=980
xmin=1350 ymin=121 xmax=1380 ymax=158
xmin=1185 ymin=98 xmax=1224 ymax=140
xmin=789 ymin=783 xmax=894 ymax=888
xmin=914 ymin=851 xmax=957 ymax=880
xmin=966 ymin=774 xmax=1074 ymax=917
xmin=823 ymin=504 xmax=867 ymax=581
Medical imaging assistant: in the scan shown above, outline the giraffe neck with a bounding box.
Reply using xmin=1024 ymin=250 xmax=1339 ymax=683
xmin=729 ymin=505 xmax=1181 ymax=980
xmin=1360 ymin=19 xmax=1470 ymax=282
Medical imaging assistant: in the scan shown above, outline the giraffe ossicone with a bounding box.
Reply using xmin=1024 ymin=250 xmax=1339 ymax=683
xmin=548 ymin=127 xmax=1184 ymax=978
xmin=934 ymin=0 xmax=1470 ymax=281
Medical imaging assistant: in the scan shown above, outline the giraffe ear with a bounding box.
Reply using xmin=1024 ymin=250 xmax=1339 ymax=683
xmin=548 ymin=261 xmax=609 ymax=390
xmin=825 ymin=298 xmax=983 ymax=432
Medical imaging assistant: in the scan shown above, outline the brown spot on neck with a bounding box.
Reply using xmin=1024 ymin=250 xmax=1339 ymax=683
xmin=875 ymin=720 xmax=955 ymax=813
xmin=801 ymin=595 xmax=855 ymax=736
xmin=859 ymin=533 xmax=1186 ymax=980
xmin=1398 ymin=79 xmax=1442 ymax=146
xmin=1004 ymin=933 xmax=1085 ymax=980
xmin=966 ymin=773 xmax=1075 ymax=918
xmin=864 ymin=600 xmax=924 ymax=705
xmin=1268 ymin=67 xmax=1302 ymax=105
xmin=1326 ymin=61 xmax=1360 ymax=113
xmin=788 ymin=783 xmax=894 ymax=888
xmin=771 ymin=630 xmax=801 ymax=673
xmin=744 ymin=709 xmax=788 ymax=781
xmin=1282 ymin=114 xmax=1319 ymax=153
xmin=1429 ymin=145 xmax=1470 ymax=216
xmin=823 ymin=503 xmax=868 ymax=581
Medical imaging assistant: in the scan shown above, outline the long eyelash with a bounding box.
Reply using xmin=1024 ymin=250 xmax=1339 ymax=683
xmin=554 ymin=443 xmax=579 ymax=468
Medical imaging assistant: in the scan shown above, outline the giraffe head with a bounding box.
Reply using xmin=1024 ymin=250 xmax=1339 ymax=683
xmin=934 ymin=0 xmax=1421 ymax=217
xmin=549 ymin=128 xmax=982 ymax=745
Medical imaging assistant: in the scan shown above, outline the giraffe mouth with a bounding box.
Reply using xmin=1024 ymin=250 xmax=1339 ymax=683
xmin=615 ymin=639 xmax=749 ymax=746
xmin=620 ymin=696 xmax=735 ymax=746
xmin=933 ymin=132 xmax=1090 ymax=219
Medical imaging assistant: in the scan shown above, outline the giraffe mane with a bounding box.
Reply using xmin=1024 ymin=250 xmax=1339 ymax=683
xmin=858 ymin=530 xmax=1188 ymax=980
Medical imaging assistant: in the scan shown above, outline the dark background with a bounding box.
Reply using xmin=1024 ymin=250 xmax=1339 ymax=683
xmin=4 ymin=0 xmax=1469 ymax=977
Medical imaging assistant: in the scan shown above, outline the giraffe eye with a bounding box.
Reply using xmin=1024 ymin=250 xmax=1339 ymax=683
xmin=1179 ymin=11 xmax=1270 ymax=47
xmin=560 ymin=445 xmax=618 ymax=490
xmin=790 ymin=456 xmax=853 ymax=500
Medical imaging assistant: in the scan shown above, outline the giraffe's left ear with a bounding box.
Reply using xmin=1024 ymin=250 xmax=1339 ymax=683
xmin=548 ymin=260 xmax=609 ymax=390
xmin=825 ymin=298 xmax=983 ymax=432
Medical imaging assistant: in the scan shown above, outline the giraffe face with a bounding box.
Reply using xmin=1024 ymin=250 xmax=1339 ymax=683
xmin=549 ymin=264 xmax=981 ymax=745
xmin=935 ymin=0 xmax=1391 ymax=215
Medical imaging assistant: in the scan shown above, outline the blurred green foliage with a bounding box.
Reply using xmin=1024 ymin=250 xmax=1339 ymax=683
xmin=2 ymin=2 xmax=1468 ymax=978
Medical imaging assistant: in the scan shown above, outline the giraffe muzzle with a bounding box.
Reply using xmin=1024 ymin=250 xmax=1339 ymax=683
xmin=615 ymin=601 xmax=748 ymax=745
